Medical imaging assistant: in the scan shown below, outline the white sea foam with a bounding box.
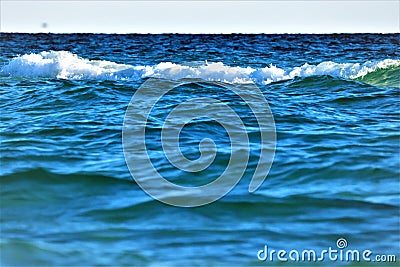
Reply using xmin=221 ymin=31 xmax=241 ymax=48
xmin=1 ymin=51 xmax=399 ymax=84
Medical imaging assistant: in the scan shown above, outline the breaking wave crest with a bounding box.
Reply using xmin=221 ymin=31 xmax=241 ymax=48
xmin=1 ymin=51 xmax=399 ymax=85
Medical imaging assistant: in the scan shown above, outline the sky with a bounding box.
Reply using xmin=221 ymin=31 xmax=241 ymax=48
xmin=1 ymin=0 xmax=399 ymax=34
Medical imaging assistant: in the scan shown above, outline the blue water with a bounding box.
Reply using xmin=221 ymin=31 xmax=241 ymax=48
xmin=0 ymin=34 xmax=399 ymax=265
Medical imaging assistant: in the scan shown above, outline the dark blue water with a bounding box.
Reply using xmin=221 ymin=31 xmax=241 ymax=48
xmin=1 ymin=34 xmax=399 ymax=265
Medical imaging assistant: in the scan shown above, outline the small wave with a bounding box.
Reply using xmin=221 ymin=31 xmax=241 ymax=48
xmin=1 ymin=51 xmax=399 ymax=84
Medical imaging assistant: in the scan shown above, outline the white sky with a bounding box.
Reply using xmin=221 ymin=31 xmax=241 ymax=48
xmin=1 ymin=0 xmax=399 ymax=34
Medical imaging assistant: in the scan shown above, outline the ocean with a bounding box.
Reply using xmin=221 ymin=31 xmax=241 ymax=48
xmin=0 ymin=33 xmax=399 ymax=266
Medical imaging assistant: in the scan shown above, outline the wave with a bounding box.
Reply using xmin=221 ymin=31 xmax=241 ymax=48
xmin=1 ymin=51 xmax=399 ymax=85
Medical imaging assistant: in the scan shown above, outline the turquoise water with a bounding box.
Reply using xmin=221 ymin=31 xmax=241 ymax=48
xmin=0 ymin=34 xmax=399 ymax=265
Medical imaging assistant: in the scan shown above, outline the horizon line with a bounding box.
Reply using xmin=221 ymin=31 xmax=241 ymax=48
xmin=2 ymin=31 xmax=400 ymax=34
